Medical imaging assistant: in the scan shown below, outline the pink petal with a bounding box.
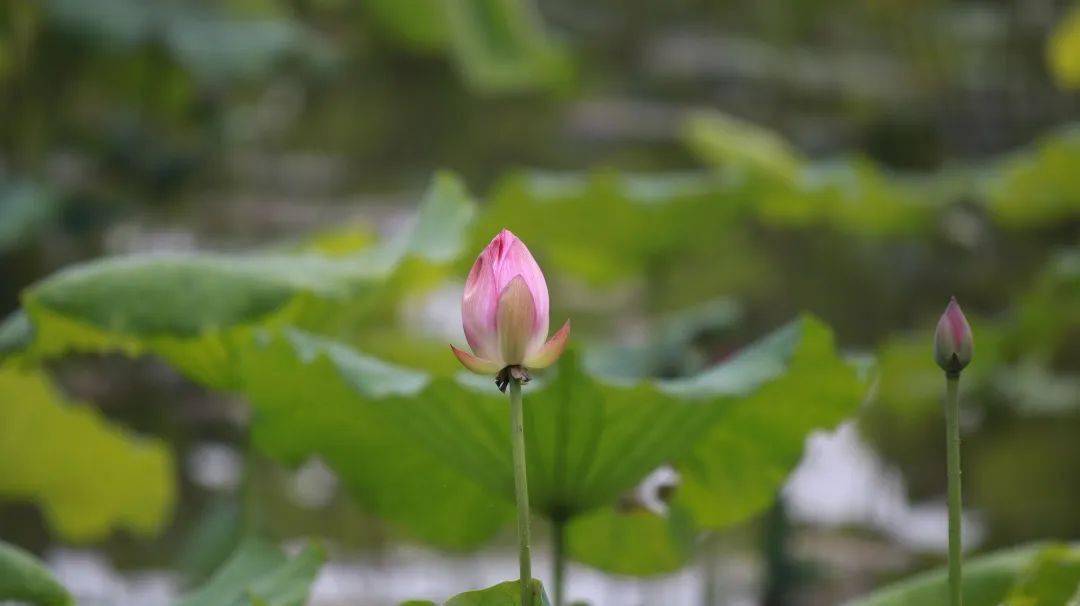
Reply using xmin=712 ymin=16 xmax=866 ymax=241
xmin=450 ymin=345 xmax=502 ymax=375
xmin=944 ymin=298 xmax=968 ymax=351
xmin=462 ymin=244 xmax=499 ymax=360
xmin=496 ymin=276 xmax=537 ymax=366
xmin=525 ymin=319 xmax=570 ymax=369
xmin=490 ymin=230 xmax=549 ymax=351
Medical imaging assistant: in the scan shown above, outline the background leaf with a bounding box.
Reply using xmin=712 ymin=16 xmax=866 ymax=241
xmin=8 ymin=172 xmax=478 ymax=388
xmin=1048 ymin=6 xmax=1080 ymax=90
xmin=443 ymin=0 xmax=572 ymax=94
xmin=230 ymin=314 xmax=861 ymax=574
xmin=0 ymin=540 xmax=72 ymax=606
xmin=0 ymin=363 xmax=174 ymax=541
xmin=1004 ymin=545 xmax=1080 ymax=606
xmin=175 ymin=537 xmax=324 ymax=606
xmin=44 ymin=0 xmax=333 ymax=84
xmin=671 ymin=317 xmax=865 ymax=529
xmin=566 ymin=506 xmax=696 ymax=576
xmin=988 ymin=129 xmax=1080 ymax=228
xmin=444 ymin=579 xmax=550 ymax=606
xmin=0 ymin=181 xmax=59 ymax=254
xmin=847 ymin=543 xmax=1050 ymax=606
xmin=236 ymin=331 xmax=513 ymax=550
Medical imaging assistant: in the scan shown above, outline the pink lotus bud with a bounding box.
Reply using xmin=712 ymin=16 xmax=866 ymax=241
xmin=934 ymin=297 xmax=973 ymax=375
xmin=451 ymin=230 xmax=570 ymax=387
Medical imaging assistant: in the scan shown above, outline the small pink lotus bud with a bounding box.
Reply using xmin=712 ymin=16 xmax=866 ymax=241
xmin=934 ymin=297 xmax=973 ymax=375
xmin=451 ymin=230 xmax=570 ymax=389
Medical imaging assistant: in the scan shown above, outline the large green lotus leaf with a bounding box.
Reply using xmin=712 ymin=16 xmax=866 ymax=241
xmin=175 ymin=537 xmax=324 ymax=606
xmin=670 ymin=317 xmax=864 ymax=528
xmin=0 ymin=540 xmax=72 ymax=606
xmin=0 ymin=363 xmax=174 ymax=541
xmin=18 ymin=252 xmax=356 ymax=388
xmin=846 ymin=543 xmax=1049 ymax=606
xmin=565 ymin=505 xmax=697 ymax=576
xmin=1004 ymin=545 xmax=1080 ymax=605
xmin=444 ymin=579 xmax=550 ymax=606
xmin=443 ymin=0 xmax=572 ymax=94
xmin=235 ymin=331 xmax=514 ymax=550
xmin=231 ymin=314 xmax=858 ymax=565
xmin=6 ymin=172 xmax=476 ymax=388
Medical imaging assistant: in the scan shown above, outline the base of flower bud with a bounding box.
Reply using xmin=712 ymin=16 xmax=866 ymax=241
xmin=496 ymin=365 xmax=531 ymax=392
xmin=939 ymin=352 xmax=967 ymax=377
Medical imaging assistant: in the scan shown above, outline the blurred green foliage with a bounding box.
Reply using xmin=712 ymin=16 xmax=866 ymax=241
xmin=234 ymin=316 xmax=859 ymax=566
xmin=43 ymin=0 xmax=334 ymax=85
xmin=1 ymin=170 xmax=864 ymax=577
xmin=0 ymin=362 xmax=174 ymax=542
xmin=861 ymin=247 xmax=1080 ymax=536
xmin=850 ymin=543 xmax=1080 ymax=606
xmin=566 ymin=506 xmax=696 ymax=576
xmin=1048 ymin=5 xmax=1080 ymax=89
xmin=1003 ymin=545 xmax=1080 ymax=605
xmin=7 ymin=173 xmax=472 ymax=388
xmin=175 ymin=537 xmax=324 ymax=606
xmin=443 ymin=579 xmax=551 ymax=605
xmin=686 ymin=111 xmax=1080 ymax=234
xmin=0 ymin=0 xmax=1078 ymax=601
xmin=989 ymin=130 xmax=1080 ymax=227
xmin=849 ymin=543 xmax=1042 ymax=606
xmin=366 ymin=0 xmax=572 ymax=92
xmin=0 ymin=183 xmax=58 ymax=254
xmin=0 ymin=539 xmax=71 ymax=606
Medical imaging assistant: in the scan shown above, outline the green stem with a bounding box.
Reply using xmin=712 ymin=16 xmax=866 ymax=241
xmin=241 ymin=442 xmax=263 ymax=537
xmin=552 ymin=516 xmax=566 ymax=606
xmin=702 ymin=533 xmax=719 ymax=606
xmin=509 ymin=379 xmax=533 ymax=605
xmin=945 ymin=373 xmax=963 ymax=606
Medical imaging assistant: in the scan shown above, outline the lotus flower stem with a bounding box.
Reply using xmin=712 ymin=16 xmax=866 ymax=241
xmin=552 ymin=516 xmax=566 ymax=606
xmin=945 ymin=373 xmax=962 ymax=606
xmin=702 ymin=533 xmax=720 ymax=606
xmin=509 ymin=378 xmax=533 ymax=605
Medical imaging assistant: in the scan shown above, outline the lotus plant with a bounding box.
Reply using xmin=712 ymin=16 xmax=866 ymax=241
xmin=452 ymin=229 xmax=570 ymax=605
xmin=934 ymin=296 xmax=973 ymax=606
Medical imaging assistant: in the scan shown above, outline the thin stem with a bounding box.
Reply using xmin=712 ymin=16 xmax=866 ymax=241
xmin=702 ymin=533 xmax=719 ymax=606
xmin=240 ymin=441 xmax=264 ymax=537
xmin=945 ymin=373 xmax=963 ymax=606
xmin=509 ymin=379 xmax=533 ymax=605
xmin=552 ymin=516 xmax=566 ymax=606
